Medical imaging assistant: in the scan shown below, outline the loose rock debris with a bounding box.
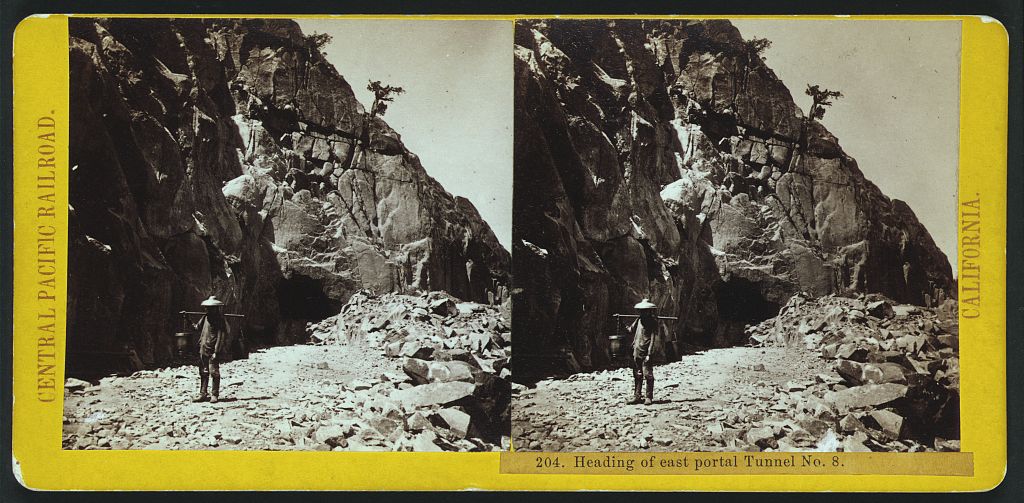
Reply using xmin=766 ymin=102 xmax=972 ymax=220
xmin=513 ymin=293 xmax=958 ymax=453
xmin=63 ymin=291 xmax=512 ymax=451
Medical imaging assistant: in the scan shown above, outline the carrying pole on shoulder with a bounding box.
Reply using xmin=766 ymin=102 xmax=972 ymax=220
xmin=611 ymin=313 xmax=679 ymax=321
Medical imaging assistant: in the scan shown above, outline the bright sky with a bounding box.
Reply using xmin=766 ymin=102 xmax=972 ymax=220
xmin=730 ymin=20 xmax=961 ymax=271
xmin=295 ymin=19 xmax=513 ymax=250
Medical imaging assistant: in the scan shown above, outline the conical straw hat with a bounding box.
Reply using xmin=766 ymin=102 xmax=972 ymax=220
xmin=634 ymin=298 xmax=657 ymax=310
xmin=200 ymin=295 xmax=224 ymax=307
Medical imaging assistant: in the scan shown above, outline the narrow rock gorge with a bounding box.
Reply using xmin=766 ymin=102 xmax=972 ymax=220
xmin=512 ymin=19 xmax=955 ymax=378
xmin=68 ymin=18 xmax=509 ymax=375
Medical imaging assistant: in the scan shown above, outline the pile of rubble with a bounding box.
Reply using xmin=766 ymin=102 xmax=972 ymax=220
xmin=62 ymin=290 xmax=511 ymax=452
xmin=306 ymin=290 xmax=512 ymax=450
xmin=740 ymin=293 xmax=960 ymax=452
xmin=62 ymin=341 xmax=507 ymax=452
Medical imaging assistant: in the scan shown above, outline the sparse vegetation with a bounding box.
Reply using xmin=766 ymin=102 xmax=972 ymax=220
xmin=304 ymin=32 xmax=333 ymax=51
xmin=743 ymin=37 xmax=772 ymax=59
xmin=367 ymin=80 xmax=405 ymax=119
xmin=805 ymin=84 xmax=843 ymax=120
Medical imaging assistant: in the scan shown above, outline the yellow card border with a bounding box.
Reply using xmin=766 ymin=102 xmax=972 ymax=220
xmin=11 ymin=13 xmax=1008 ymax=491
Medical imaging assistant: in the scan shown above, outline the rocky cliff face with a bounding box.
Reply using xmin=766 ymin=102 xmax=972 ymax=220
xmin=512 ymin=19 xmax=954 ymax=377
xmin=68 ymin=18 xmax=509 ymax=373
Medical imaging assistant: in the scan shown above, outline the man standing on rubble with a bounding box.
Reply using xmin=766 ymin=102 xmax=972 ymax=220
xmin=192 ymin=296 xmax=230 ymax=403
xmin=628 ymin=298 xmax=659 ymax=406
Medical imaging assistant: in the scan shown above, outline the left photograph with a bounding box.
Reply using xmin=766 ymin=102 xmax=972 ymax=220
xmin=62 ymin=17 xmax=513 ymax=451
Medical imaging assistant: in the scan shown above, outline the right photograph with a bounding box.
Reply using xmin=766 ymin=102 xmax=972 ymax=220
xmin=511 ymin=19 xmax=961 ymax=453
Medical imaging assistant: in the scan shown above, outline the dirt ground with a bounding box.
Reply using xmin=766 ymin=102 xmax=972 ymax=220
xmin=63 ymin=342 xmax=404 ymax=450
xmin=64 ymin=292 xmax=513 ymax=452
xmin=512 ymin=346 xmax=832 ymax=452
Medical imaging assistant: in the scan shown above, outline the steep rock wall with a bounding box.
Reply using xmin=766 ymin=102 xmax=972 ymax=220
xmin=512 ymin=19 xmax=954 ymax=378
xmin=68 ymin=18 xmax=509 ymax=373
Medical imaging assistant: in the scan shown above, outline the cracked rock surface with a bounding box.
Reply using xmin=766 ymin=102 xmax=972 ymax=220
xmin=511 ymin=19 xmax=955 ymax=377
xmin=68 ymin=18 xmax=509 ymax=373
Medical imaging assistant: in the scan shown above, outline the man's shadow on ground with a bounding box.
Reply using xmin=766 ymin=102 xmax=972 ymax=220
xmin=642 ymin=396 xmax=705 ymax=406
xmin=209 ymin=395 xmax=271 ymax=404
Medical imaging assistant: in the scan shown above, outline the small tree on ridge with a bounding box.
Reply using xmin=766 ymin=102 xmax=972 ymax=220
xmin=805 ymin=84 xmax=843 ymax=121
xmin=305 ymin=32 xmax=332 ymax=51
xmin=367 ymin=80 xmax=405 ymax=119
xmin=743 ymin=37 xmax=772 ymax=60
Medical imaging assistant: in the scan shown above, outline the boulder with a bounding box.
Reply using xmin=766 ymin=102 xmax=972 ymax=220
xmin=384 ymin=341 xmax=404 ymax=358
xmin=799 ymin=418 xmax=831 ymax=437
xmin=455 ymin=302 xmax=478 ymax=313
xmin=410 ymin=431 xmax=443 ymax=452
xmin=841 ymin=432 xmax=872 ymax=452
xmin=745 ymin=426 xmax=775 ymax=448
xmin=469 ymin=332 xmax=493 ymax=352
xmin=436 ymin=408 xmax=472 ymax=438
xmin=935 ymin=334 xmax=958 ymax=350
xmin=861 ymin=363 xmax=906 ymax=385
xmin=369 ymin=416 xmax=403 ymax=438
xmin=402 ymin=358 xmax=431 ymax=385
xmin=406 ymin=412 xmax=433 ymax=432
xmin=427 ymin=361 xmax=476 ymax=384
xmin=864 ymin=409 xmax=904 ymax=441
xmin=836 ymin=344 xmax=870 ymax=363
xmin=65 ymin=378 xmax=91 ymax=391
xmin=866 ymin=300 xmax=895 ymax=319
xmin=826 ymin=383 xmax=907 ymax=412
xmin=892 ymin=305 xmax=918 ymax=317
xmin=389 ymin=381 xmax=475 ymax=410
xmin=314 ymin=425 xmax=347 ymax=446
xmin=835 ymin=360 xmax=864 ymax=385
xmin=838 ymin=414 xmax=866 ymax=433
xmin=430 ymin=298 xmax=457 ymax=317
xmin=400 ymin=342 xmax=434 ymax=360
